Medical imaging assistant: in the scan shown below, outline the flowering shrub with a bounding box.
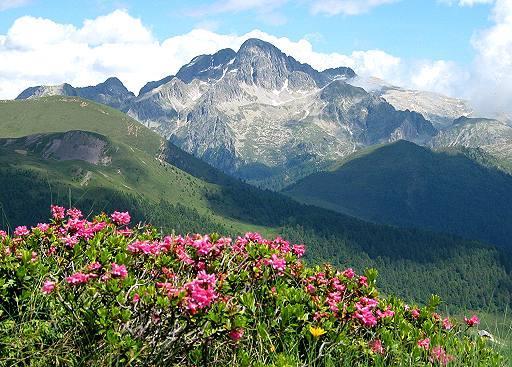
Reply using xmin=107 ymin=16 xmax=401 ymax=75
xmin=0 ymin=207 xmax=504 ymax=366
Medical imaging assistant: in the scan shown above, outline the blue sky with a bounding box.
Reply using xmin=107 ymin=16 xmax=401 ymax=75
xmin=0 ymin=0 xmax=494 ymax=65
xmin=0 ymin=0 xmax=510 ymax=117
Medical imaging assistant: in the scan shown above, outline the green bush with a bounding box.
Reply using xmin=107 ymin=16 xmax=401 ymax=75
xmin=0 ymin=207 xmax=504 ymax=366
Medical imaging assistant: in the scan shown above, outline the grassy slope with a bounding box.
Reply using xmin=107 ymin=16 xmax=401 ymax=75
xmin=283 ymin=140 xmax=512 ymax=249
xmin=0 ymin=97 xmax=270 ymax=234
xmin=0 ymin=97 xmax=511 ymax=311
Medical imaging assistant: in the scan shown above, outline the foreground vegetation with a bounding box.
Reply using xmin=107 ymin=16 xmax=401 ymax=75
xmin=0 ymin=207 xmax=505 ymax=366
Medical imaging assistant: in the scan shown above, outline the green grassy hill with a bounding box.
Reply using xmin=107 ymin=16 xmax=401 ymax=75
xmin=0 ymin=97 xmax=511 ymax=310
xmin=284 ymin=140 xmax=512 ymax=249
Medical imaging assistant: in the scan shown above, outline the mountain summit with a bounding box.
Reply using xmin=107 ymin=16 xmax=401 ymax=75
xmin=16 ymin=38 xmax=437 ymax=185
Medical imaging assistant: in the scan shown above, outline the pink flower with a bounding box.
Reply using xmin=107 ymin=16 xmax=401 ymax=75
xmin=132 ymin=293 xmax=140 ymax=303
xmin=292 ymin=244 xmax=306 ymax=258
xmin=111 ymin=263 xmax=128 ymax=279
xmin=35 ymin=223 xmax=50 ymax=232
xmin=411 ymin=309 xmax=420 ymax=319
xmin=354 ymin=308 xmax=377 ymax=327
xmin=430 ymin=346 xmax=455 ymax=366
xmin=183 ymin=271 xmax=217 ymax=313
xmin=14 ymin=226 xmax=30 ymax=237
xmin=354 ymin=298 xmax=379 ymax=327
xmin=376 ymin=306 xmax=395 ymax=319
xmin=110 ymin=211 xmax=131 ymax=226
xmin=244 ymin=232 xmax=263 ymax=243
xmin=66 ymin=272 xmax=90 ymax=285
xmin=417 ymin=338 xmax=430 ymax=350
xmin=175 ymin=244 xmax=195 ymax=265
xmin=464 ymin=315 xmax=480 ymax=327
xmin=31 ymin=251 xmax=37 ymax=262
xmin=62 ymin=235 xmax=79 ymax=248
xmin=41 ymin=280 xmax=56 ymax=294
xmin=192 ymin=236 xmax=213 ymax=256
xmin=369 ymin=339 xmax=385 ymax=355
xmin=87 ymin=262 xmax=102 ymax=271
xmin=47 ymin=246 xmax=57 ymax=256
xmin=0 ymin=230 xmax=6 ymax=240
xmin=228 ymin=328 xmax=244 ymax=342
xmin=270 ymin=254 xmax=286 ymax=272
xmin=66 ymin=208 xmax=82 ymax=219
xmin=51 ymin=205 xmax=65 ymax=220
xmin=359 ymin=276 xmax=368 ymax=287
xmin=442 ymin=317 xmax=453 ymax=330
xmin=127 ymin=240 xmax=165 ymax=256
xmin=343 ymin=268 xmax=355 ymax=279
xmin=306 ymin=284 xmax=316 ymax=294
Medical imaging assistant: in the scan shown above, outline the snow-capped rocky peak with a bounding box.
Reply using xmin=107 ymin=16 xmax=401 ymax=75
xmin=15 ymin=39 xmax=440 ymax=186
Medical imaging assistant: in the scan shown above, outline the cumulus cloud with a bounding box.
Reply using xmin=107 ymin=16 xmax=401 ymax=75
xmin=310 ymin=0 xmax=399 ymax=16
xmin=1 ymin=5 xmax=511 ymax=118
xmin=0 ymin=11 xmax=408 ymax=99
xmin=466 ymin=0 xmax=512 ymax=116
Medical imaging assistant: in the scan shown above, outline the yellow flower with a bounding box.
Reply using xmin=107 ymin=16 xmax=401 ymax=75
xmin=309 ymin=326 xmax=327 ymax=338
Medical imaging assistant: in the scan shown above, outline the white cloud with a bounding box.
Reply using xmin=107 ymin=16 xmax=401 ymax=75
xmin=310 ymin=0 xmax=399 ymax=16
xmin=1 ymin=6 xmax=511 ymax=118
xmin=0 ymin=0 xmax=30 ymax=11
xmin=466 ymin=0 xmax=512 ymax=116
xmin=0 ymin=11 xmax=407 ymax=99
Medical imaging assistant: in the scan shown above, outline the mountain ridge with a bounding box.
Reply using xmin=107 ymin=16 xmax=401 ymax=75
xmin=283 ymin=139 xmax=512 ymax=248
xmin=16 ymin=38 xmax=442 ymax=186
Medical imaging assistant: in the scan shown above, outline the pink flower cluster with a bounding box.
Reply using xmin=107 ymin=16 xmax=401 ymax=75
xmin=228 ymin=328 xmax=244 ymax=342
xmin=430 ymin=346 xmax=455 ymax=366
xmin=66 ymin=272 xmax=92 ymax=285
xmin=376 ymin=306 xmax=395 ymax=319
xmin=464 ymin=315 xmax=480 ymax=327
xmin=110 ymin=211 xmax=131 ymax=226
xmin=128 ymin=239 xmax=169 ymax=256
xmin=417 ymin=338 xmax=456 ymax=366
xmin=369 ymin=339 xmax=385 ymax=355
xmin=51 ymin=205 xmax=65 ymax=220
xmin=111 ymin=263 xmax=128 ymax=278
xmin=417 ymin=338 xmax=430 ymax=350
xmin=269 ymin=254 xmax=286 ymax=272
xmin=354 ymin=297 xmax=379 ymax=327
xmin=442 ymin=317 xmax=453 ymax=330
xmin=183 ymin=271 xmax=217 ymax=314
xmin=41 ymin=280 xmax=56 ymax=294
xmin=14 ymin=226 xmax=30 ymax=237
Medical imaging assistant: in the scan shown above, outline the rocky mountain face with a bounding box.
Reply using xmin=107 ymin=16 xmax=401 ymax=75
xmin=430 ymin=117 xmax=512 ymax=167
xmin=0 ymin=130 xmax=112 ymax=166
xmin=348 ymin=77 xmax=473 ymax=129
xmin=16 ymin=77 xmax=135 ymax=111
xmin=16 ymin=39 xmax=446 ymax=185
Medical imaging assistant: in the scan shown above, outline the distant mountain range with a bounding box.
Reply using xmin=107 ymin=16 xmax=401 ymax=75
xmin=23 ymin=38 xmax=505 ymax=187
